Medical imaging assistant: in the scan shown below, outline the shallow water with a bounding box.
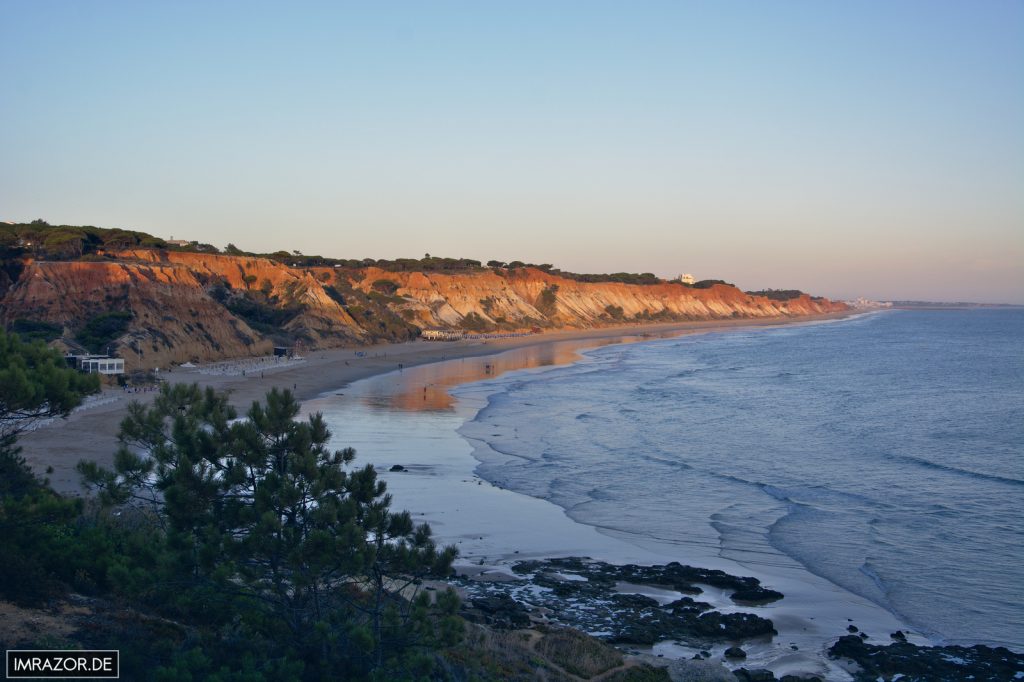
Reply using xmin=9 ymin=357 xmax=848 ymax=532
xmin=455 ymin=309 xmax=1024 ymax=650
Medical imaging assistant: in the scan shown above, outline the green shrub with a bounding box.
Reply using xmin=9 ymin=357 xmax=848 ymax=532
xmin=536 ymin=285 xmax=559 ymax=317
xmin=76 ymin=311 xmax=132 ymax=353
xmin=371 ymin=279 xmax=401 ymax=295
xmin=9 ymin=319 xmax=62 ymax=343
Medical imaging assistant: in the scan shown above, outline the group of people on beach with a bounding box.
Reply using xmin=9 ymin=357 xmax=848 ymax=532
xmin=121 ymin=385 xmax=159 ymax=393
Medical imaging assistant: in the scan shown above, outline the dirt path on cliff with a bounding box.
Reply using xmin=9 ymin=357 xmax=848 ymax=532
xmin=19 ymin=312 xmax=856 ymax=495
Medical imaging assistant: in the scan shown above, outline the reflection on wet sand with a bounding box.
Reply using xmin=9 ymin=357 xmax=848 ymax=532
xmin=352 ymin=333 xmax=671 ymax=411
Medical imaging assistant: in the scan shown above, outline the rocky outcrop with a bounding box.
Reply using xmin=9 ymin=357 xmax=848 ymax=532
xmin=0 ymin=251 xmax=847 ymax=369
xmin=828 ymin=634 xmax=1024 ymax=681
xmin=456 ymin=558 xmax=779 ymax=648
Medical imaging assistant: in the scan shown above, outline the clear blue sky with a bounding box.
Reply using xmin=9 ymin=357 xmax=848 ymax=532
xmin=2 ymin=1 xmax=1022 ymax=302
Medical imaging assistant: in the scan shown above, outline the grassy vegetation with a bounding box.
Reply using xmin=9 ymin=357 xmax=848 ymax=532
xmin=439 ymin=624 xmax=670 ymax=681
xmin=534 ymin=628 xmax=623 ymax=678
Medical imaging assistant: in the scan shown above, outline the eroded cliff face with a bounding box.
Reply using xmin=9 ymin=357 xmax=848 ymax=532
xmin=342 ymin=267 xmax=847 ymax=328
xmin=1 ymin=252 xmax=365 ymax=369
xmin=0 ymin=251 xmax=846 ymax=369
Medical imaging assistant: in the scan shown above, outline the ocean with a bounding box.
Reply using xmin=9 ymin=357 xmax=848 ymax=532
xmin=454 ymin=309 xmax=1024 ymax=650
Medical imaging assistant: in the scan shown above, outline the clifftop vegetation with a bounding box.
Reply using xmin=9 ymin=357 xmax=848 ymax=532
xmin=1 ymin=220 xmax=680 ymax=286
xmin=745 ymin=289 xmax=805 ymax=301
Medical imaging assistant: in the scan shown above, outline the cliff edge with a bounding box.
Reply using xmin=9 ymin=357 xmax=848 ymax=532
xmin=0 ymin=250 xmax=846 ymax=369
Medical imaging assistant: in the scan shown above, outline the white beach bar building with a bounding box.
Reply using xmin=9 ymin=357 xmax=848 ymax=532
xmin=66 ymin=354 xmax=125 ymax=375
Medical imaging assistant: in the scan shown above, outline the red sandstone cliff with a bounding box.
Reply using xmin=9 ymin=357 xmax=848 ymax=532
xmin=0 ymin=250 xmax=847 ymax=369
xmin=340 ymin=266 xmax=845 ymax=329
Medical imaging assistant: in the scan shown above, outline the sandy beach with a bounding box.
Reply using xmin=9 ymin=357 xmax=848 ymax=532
xmin=20 ymin=313 xmax=853 ymax=495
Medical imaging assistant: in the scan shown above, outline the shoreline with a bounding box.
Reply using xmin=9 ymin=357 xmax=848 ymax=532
xmin=20 ymin=312 xmax=857 ymax=495
xmin=297 ymin=309 xmax=931 ymax=678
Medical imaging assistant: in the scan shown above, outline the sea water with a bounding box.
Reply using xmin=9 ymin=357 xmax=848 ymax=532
xmin=455 ymin=309 xmax=1024 ymax=650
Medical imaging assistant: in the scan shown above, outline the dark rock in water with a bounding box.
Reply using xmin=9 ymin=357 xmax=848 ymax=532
xmin=858 ymin=632 xmax=868 ymax=639
xmin=611 ymin=592 xmax=660 ymax=609
xmin=734 ymin=669 xmax=775 ymax=681
xmin=694 ymin=611 xmax=777 ymax=640
xmin=665 ymin=596 xmax=713 ymax=615
xmin=730 ymin=586 xmax=785 ymax=605
xmin=846 ymin=624 xmax=858 ymax=633
xmin=828 ymin=634 xmax=1024 ymax=681
xmin=780 ymin=675 xmax=822 ymax=682
xmin=890 ymin=630 xmax=907 ymax=642
xmin=388 ymin=464 xmax=406 ymax=472
xmin=511 ymin=557 xmax=780 ymax=601
xmin=724 ymin=646 xmax=747 ymax=659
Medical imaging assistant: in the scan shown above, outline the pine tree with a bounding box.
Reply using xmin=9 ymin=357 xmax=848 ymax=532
xmin=79 ymin=384 xmax=458 ymax=677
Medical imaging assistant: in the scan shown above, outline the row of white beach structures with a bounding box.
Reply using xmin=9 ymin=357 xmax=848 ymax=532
xmin=421 ymin=328 xmax=539 ymax=341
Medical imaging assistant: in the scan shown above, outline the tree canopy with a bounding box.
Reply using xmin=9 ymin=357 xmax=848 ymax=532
xmin=0 ymin=328 xmax=100 ymax=605
xmin=78 ymin=384 xmax=459 ymax=678
xmin=0 ymin=328 xmax=99 ymax=456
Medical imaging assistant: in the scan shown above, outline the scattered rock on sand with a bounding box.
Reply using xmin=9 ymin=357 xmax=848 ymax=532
xmin=724 ymin=646 xmax=747 ymax=659
xmin=663 ymin=658 xmax=737 ymax=682
xmin=733 ymin=669 xmax=775 ymax=681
